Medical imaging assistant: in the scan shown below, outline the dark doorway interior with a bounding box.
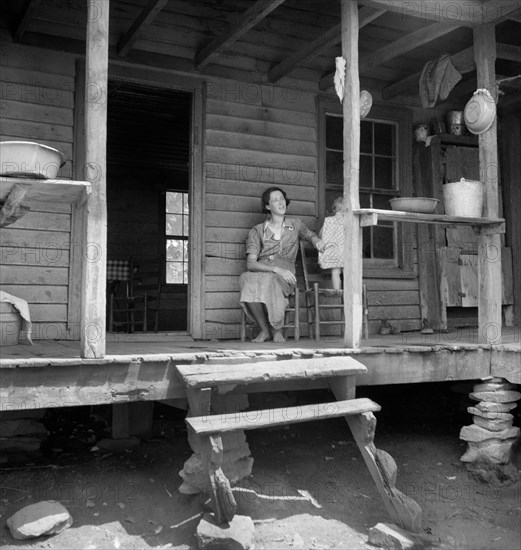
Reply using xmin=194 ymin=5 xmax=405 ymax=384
xmin=106 ymin=82 xmax=191 ymax=331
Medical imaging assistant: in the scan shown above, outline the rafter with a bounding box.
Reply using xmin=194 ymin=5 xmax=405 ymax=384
xmin=382 ymin=43 xmax=521 ymax=100
xmin=319 ymin=21 xmax=461 ymax=91
xmin=496 ymin=43 xmax=521 ymax=62
xmin=117 ymin=0 xmax=169 ymax=57
xmin=268 ymin=7 xmax=385 ymax=83
xmin=195 ymin=0 xmax=285 ymax=70
xmin=13 ymin=0 xmax=42 ymax=42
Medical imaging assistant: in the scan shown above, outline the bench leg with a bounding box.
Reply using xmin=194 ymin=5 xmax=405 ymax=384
xmin=330 ymin=378 xmax=422 ymax=533
xmin=347 ymin=413 xmax=422 ymax=533
xmin=201 ymin=434 xmax=237 ymax=524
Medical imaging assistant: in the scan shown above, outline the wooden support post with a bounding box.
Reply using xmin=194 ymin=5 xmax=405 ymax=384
xmin=81 ymin=0 xmax=109 ymax=358
xmin=112 ymin=403 xmax=130 ymax=439
xmin=473 ymin=24 xmax=502 ymax=344
xmin=341 ymin=0 xmax=363 ymax=349
xmin=202 ymin=434 xmax=237 ymax=524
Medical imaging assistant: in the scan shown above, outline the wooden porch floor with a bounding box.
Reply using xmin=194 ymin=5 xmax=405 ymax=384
xmin=1 ymin=329 xmax=518 ymax=412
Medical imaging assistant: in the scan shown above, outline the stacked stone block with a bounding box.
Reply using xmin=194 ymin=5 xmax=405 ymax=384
xmin=460 ymin=378 xmax=520 ymax=483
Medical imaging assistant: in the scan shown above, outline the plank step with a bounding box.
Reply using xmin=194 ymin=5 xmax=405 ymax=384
xmin=176 ymin=356 xmax=367 ymax=388
xmin=186 ymin=397 xmax=380 ymax=435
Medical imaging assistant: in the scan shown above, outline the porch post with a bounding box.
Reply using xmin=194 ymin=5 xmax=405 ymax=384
xmin=81 ymin=0 xmax=109 ymax=358
xmin=473 ymin=24 xmax=502 ymax=344
xmin=340 ymin=1 xmax=362 ymax=348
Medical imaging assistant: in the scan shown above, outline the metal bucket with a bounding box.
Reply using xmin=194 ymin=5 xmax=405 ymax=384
xmin=443 ymin=178 xmax=484 ymax=217
xmin=446 ymin=111 xmax=466 ymax=135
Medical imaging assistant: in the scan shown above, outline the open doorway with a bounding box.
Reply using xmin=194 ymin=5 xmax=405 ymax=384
xmin=106 ymin=82 xmax=191 ymax=331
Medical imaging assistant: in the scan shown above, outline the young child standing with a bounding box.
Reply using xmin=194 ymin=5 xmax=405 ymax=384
xmin=318 ymin=196 xmax=345 ymax=290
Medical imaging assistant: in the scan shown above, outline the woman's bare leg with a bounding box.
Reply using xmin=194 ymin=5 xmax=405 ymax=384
xmin=246 ymin=302 xmax=271 ymax=342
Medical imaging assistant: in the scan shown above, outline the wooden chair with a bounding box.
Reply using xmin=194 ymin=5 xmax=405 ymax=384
xmin=240 ymin=252 xmax=303 ymax=342
xmin=107 ymin=258 xmax=148 ymax=333
xmin=300 ymin=241 xmax=369 ymax=340
xmin=300 ymin=241 xmax=344 ymax=340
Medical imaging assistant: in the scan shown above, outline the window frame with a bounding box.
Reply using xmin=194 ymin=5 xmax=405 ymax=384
xmin=317 ymin=97 xmax=416 ymax=278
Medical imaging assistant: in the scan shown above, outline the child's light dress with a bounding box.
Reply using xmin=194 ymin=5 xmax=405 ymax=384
xmin=318 ymin=214 xmax=345 ymax=269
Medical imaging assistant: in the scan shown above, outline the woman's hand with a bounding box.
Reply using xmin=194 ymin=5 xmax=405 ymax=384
xmin=314 ymin=239 xmax=326 ymax=252
xmin=274 ymin=267 xmax=296 ymax=285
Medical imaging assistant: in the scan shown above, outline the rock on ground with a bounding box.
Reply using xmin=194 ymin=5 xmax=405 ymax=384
xmin=196 ymin=513 xmax=254 ymax=550
xmin=6 ymin=500 xmax=72 ymax=540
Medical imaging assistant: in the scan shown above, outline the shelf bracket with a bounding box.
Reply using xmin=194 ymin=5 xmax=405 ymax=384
xmin=359 ymin=212 xmax=379 ymax=227
xmin=0 ymin=183 xmax=30 ymax=227
xmin=473 ymin=222 xmax=506 ymax=235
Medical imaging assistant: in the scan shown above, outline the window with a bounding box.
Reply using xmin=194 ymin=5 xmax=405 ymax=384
xmin=319 ymin=100 xmax=414 ymax=273
xmin=165 ymin=191 xmax=189 ymax=284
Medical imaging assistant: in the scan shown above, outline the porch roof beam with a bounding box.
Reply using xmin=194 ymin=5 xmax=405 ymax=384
xmin=382 ymin=42 xmax=520 ymax=100
xmin=268 ymin=7 xmax=385 ymax=83
xmin=13 ymin=0 xmax=42 ymax=42
xmin=320 ymin=21 xmax=461 ymax=91
xmin=195 ymin=0 xmax=286 ymax=70
xmin=482 ymin=0 xmax=521 ymax=24
xmin=117 ymin=0 xmax=169 ymax=57
xmin=359 ymin=0 xmax=484 ymax=25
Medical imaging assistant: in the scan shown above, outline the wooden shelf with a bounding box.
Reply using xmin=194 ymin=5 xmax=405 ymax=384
xmin=355 ymin=208 xmax=505 ymax=233
xmin=0 ymin=177 xmax=91 ymax=205
xmin=427 ymin=133 xmax=478 ymax=147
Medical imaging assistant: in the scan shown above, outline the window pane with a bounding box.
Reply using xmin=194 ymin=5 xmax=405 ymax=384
xmin=362 ymin=227 xmax=371 ymax=258
xmin=183 ymin=215 xmax=189 ymax=236
xmin=326 ymin=150 xmax=343 ymax=184
xmin=183 ymin=262 xmax=189 ymax=284
xmin=360 ymin=155 xmax=373 ymax=188
xmin=166 ymin=214 xmax=183 ymax=235
xmin=167 ymin=262 xmax=184 ymax=284
xmin=360 ymin=121 xmax=372 ymax=154
xmin=375 ymin=157 xmax=394 ymax=189
xmin=166 ymin=192 xmax=183 ymax=214
xmin=166 ymin=239 xmax=183 ymax=261
xmin=326 ymin=115 xmax=343 ymax=150
xmin=360 ymin=192 xmax=371 ymax=208
xmin=373 ymin=226 xmax=394 ymax=259
xmin=373 ymin=194 xmax=392 ymax=211
xmin=374 ymin=123 xmax=394 ymax=156
xmin=183 ymin=195 xmax=190 ymax=215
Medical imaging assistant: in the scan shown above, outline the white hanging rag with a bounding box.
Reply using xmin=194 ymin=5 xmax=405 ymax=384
xmin=0 ymin=291 xmax=33 ymax=344
xmin=334 ymin=56 xmax=346 ymax=103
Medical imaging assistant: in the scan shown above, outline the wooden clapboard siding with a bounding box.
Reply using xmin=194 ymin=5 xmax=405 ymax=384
xmin=204 ymin=81 xmax=319 ymax=337
xmin=0 ymin=43 xmax=75 ymax=339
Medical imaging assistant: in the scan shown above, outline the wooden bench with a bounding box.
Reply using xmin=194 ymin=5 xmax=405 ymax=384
xmin=176 ymin=357 xmax=421 ymax=532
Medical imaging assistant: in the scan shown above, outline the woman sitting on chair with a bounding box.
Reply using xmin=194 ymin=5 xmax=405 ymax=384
xmin=239 ymin=187 xmax=324 ymax=343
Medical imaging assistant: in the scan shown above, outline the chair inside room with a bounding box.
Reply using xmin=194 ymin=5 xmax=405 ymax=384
xmin=240 ymin=253 xmax=302 ymax=343
xmin=107 ymin=258 xmax=148 ymax=333
xmin=300 ymin=241 xmax=369 ymax=341
xmin=133 ymin=262 xmax=163 ymax=333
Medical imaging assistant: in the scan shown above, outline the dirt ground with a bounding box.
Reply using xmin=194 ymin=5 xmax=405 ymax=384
xmin=1 ymin=383 xmax=520 ymax=550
